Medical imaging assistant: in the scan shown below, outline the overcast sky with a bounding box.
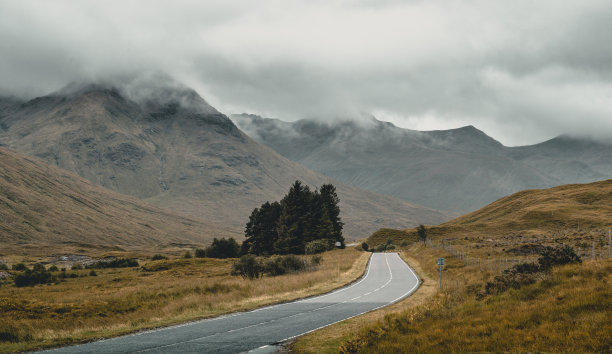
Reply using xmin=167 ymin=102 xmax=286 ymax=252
xmin=1 ymin=0 xmax=611 ymax=146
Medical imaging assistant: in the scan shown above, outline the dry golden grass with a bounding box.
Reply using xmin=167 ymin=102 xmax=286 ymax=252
xmin=293 ymin=181 xmax=612 ymax=353
xmin=368 ymin=179 xmax=612 ymax=260
xmin=339 ymin=258 xmax=611 ymax=353
xmin=0 ymin=248 xmax=367 ymax=352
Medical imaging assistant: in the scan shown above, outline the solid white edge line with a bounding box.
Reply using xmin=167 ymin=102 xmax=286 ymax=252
xmin=272 ymin=252 xmax=421 ymax=345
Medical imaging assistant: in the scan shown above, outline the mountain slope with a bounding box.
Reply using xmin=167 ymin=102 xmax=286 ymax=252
xmin=0 ymin=78 xmax=448 ymax=240
xmin=0 ymin=146 xmax=236 ymax=250
xmin=232 ymin=114 xmax=612 ymax=213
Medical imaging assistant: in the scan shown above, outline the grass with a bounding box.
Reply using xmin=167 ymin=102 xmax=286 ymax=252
xmin=337 ymin=257 xmax=610 ymax=353
xmin=0 ymin=248 xmax=367 ymax=352
xmin=294 ymin=240 xmax=610 ymax=352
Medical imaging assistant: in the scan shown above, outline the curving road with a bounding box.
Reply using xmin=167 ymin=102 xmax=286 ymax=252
xmin=46 ymin=252 xmax=420 ymax=353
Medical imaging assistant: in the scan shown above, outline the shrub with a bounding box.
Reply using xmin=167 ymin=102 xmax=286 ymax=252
xmin=14 ymin=268 xmax=55 ymax=287
xmin=11 ymin=263 xmax=27 ymax=271
xmin=32 ymin=263 xmax=46 ymax=272
xmin=86 ymin=258 xmax=139 ymax=269
xmin=151 ymin=254 xmax=167 ymax=260
xmin=183 ymin=251 xmax=192 ymax=259
xmin=262 ymin=255 xmax=308 ymax=276
xmin=71 ymin=263 xmax=83 ymax=270
xmin=305 ymin=239 xmax=333 ymax=254
xmin=231 ymin=255 xmax=263 ymax=279
xmin=194 ymin=248 xmax=206 ymax=258
xmin=48 ymin=265 xmax=59 ymax=272
xmin=311 ymin=255 xmax=323 ymax=266
xmin=89 ymin=270 xmax=97 ymax=276
xmin=361 ymin=242 xmax=369 ymax=252
xmin=205 ymin=238 xmax=240 ymax=258
xmin=0 ymin=263 xmax=8 ymax=271
xmin=538 ymin=245 xmax=581 ymax=271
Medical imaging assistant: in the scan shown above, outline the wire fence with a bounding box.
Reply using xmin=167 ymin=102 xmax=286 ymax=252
xmin=424 ymin=231 xmax=611 ymax=274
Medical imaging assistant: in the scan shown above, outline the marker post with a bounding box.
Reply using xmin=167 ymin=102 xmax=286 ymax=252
xmin=437 ymin=258 xmax=445 ymax=290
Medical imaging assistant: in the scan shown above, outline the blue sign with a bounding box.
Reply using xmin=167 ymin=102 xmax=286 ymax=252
xmin=437 ymin=258 xmax=445 ymax=266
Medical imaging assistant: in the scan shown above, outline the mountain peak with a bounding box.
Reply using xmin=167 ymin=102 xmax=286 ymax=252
xmin=53 ymin=73 xmax=220 ymax=116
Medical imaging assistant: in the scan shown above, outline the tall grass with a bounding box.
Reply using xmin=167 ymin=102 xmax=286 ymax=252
xmin=339 ymin=254 xmax=610 ymax=353
xmin=0 ymin=248 xmax=366 ymax=352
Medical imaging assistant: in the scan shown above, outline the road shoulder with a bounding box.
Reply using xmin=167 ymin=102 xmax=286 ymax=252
xmin=288 ymin=251 xmax=437 ymax=354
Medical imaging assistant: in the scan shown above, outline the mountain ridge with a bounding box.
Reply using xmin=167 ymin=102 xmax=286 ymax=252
xmin=231 ymin=114 xmax=612 ymax=214
xmin=0 ymin=79 xmax=450 ymax=240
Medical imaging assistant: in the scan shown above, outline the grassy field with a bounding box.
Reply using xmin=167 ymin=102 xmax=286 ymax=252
xmin=293 ymin=180 xmax=612 ymax=353
xmin=0 ymin=248 xmax=367 ymax=352
xmin=293 ymin=244 xmax=611 ymax=353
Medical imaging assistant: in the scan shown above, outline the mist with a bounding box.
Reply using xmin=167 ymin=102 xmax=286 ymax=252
xmin=1 ymin=0 xmax=611 ymax=145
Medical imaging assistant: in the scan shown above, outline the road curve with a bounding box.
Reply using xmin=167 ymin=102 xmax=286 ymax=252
xmin=45 ymin=253 xmax=420 ymax=354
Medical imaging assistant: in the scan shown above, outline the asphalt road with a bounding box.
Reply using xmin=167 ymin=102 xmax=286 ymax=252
xmin=45 ymin=252 xmax=420 ymax=353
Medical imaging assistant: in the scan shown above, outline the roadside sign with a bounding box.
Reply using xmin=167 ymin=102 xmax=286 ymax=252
xmin=437 ymin=258 xmax=445 ymax=266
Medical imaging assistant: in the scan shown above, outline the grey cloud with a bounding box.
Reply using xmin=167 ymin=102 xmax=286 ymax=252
xmin=0 ymin=0 xmax=611 ymax=145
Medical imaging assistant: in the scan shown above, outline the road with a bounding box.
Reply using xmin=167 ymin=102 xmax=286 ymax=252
xmin=46 ymin=252 xmax=420 ymax=353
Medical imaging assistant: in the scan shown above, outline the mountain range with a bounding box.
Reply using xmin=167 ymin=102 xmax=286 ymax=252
xmin=0 ymin=76 xmax=448 ymax=242
xmin=232 ymin=114 xmax=612 ymax=214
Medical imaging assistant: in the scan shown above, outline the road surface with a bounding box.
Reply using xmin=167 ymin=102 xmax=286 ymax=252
xmin=46 ymin=252 xmax=419 ymax=353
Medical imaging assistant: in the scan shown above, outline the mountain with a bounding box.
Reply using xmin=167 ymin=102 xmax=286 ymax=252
xmin=231 ymin=114 xmax=612 ymax=213
xmin=0 ymin=77 xmax=448 ymax=240
xmin=0 ymin=145 xmax=236 ymax=252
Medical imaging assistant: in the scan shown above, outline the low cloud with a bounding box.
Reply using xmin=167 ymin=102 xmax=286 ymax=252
xmin=0 ymin=0 xmax=611 ymax=145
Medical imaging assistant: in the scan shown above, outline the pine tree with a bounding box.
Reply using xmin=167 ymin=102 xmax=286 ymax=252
xmin=319 ymin=184 xmax=344 ymax=247
xmin=243 ymin=201 xmax=281 ymax=255
xmin=275 ymin=181 xmax=312 ymax=254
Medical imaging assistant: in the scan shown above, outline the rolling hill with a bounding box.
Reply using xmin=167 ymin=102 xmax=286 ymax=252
xmin=232 ymin=114 xmax=612 ymax=214
xmin=0 ymin=145 xmax=237 ymax=252
xmin=367 ymin=179 xmax=612 ymax=258
xmin=0 ymin=76 xmax=449 ymax=240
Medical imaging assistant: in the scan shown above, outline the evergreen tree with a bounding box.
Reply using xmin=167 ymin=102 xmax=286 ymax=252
xmin=275 ymin=181 xmax=312 ymax=254
xmin=319 ymin=184 xmax=344 ymax=247
xmin=243 ymin=201 xmax=281 ymax=255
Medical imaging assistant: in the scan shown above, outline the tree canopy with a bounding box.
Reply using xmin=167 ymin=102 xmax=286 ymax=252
xmin=242 ymin=181 xmax=344 ymax=255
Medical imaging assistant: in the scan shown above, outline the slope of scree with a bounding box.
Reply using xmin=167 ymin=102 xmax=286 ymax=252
xmin=232 ymin=114 xmax=612 ymax=214
xmin=0 ymin=78 xmax=449 ymax=240
xmin=0 ymin=146 xmax=236 ymax=250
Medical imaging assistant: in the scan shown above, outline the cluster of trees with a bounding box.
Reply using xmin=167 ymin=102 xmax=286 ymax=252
xmin=242 ymin=181 xmax=344 ymax=255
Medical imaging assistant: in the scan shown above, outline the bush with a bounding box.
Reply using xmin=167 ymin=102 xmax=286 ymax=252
xmin=194 ymin=248 xmax=206 ymax=258
xmin=183 ymin=251 xmax=192 ymax=259
xmin=484 ymin=264 xmax=538 ymax=296
xmin=89 ymin=270 xmax=97 ymax=276
xmin=262 ymin=255 xmax=307 ymax=276
xmin=311 ymin=255 xmax=322 ymax=266
xmin=11 ymin=263 xmax=27 ymax=271
xmin=86 ymin=258 xmax=139 ymax=269
xmin=305 ymin=239 xmax=333 ymax=254
xmin=151 ymin=254 xmax=167 ymax=260
xmin=48 ymin=265 xmax=59 ymax=272
xmin=0 ymin=263 xmax=8 ymax=271
xmin=538 ymin=245 xmax=581 ymax=271
xmin=14 ymin=268 xmax=55 ymax=287
xmin=32 ymin=263 xmax=46 ymax=272
xmin=71 ymin=263 xmax=83 ymax=270
xmin=361 ymin=242 xmax=369 ymax=252
xmin=231 ymin=255 xmax=263 ymax=279
xmin=205 ymin=238 xmax=240 ymax=258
